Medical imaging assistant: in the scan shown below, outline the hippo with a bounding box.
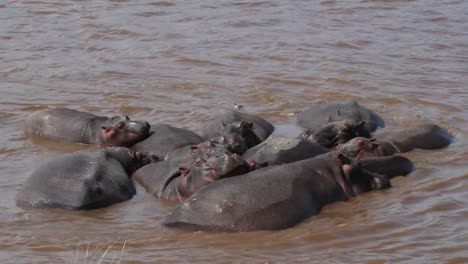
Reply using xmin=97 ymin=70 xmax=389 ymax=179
xmin=241 ymin=135 xmax=329 ymax=169
xmin=371 ymin=123 xmax=453 ymax=153
xmin=296 ymin=101 xmax=385 ymax=148
xmin=131 ymin=123 xmax=204 ymax=158
xmin=338 ymin=137 xmax=399 ymax=158
xmin=16 ymin=147 xmax=158 ymax=210
xmin=132 ymin=144 xmax=251 ymax=202
xmin=201 ymin=110 xmax=275 ymax=143
xmin=209 ymin=121 xmax=262 ymax=154
xmin=24 ymin=108 xmax=150 ymax=147
xmin=162 ymin=152 xmax=413 ymax=232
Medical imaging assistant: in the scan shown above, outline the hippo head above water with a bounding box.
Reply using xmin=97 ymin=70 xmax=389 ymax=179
xmin=211 ymin=121 xmax=261 ymax=154
xmin=301 ymin=120 xmax=368 ymax=148
xmin=337 ymin=153 xmax=391 ymax=196
xmin=337 ymin=137 xmax=399 ymax=158
xmin=175 ymin=149 xmax=252 ymax=200
xmin=99 ymin=115 xmax=151 ymax=147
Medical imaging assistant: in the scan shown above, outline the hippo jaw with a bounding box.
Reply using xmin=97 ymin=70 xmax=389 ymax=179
xmin=100 ymin=116 xmax=150 ymax=147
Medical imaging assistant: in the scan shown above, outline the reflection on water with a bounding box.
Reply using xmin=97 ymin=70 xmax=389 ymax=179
xmin=1 ymin=0 xmax=467 ymax=263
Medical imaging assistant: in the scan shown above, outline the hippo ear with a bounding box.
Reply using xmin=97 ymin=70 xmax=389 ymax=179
xmin=369 ymin=138 xmax=379 ymax=146
xmin=238 ymin=121 xmax=253 ymax=129
xmin=337 ymin=153 xmax=352 ymax=165
xmin=358 ymin=120 xmax=366 ymax=128
xmin=302 ymin=129 xmax=312 ymax=139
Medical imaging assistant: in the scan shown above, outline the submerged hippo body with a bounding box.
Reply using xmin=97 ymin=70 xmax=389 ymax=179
xmin=25 ymin=108 xmax=150 ymax=147
xmin=297 ymin=101 xmax=385 ymax=147
xmin=241 ymin=135 xmax=329 ymax=168
xmin=132 ymin=142 xmax=251 ymax=201
xmin=163 ymin=152 xmax=409 ymax=232
xmin=131 ymin=123 xmax=204 ymax=158
xmin=372 ymin=123 xmax=452 ymax=153
xmin=201 ymin=110 xmax=274 ymax=143
xmin=16 ymin=147 xmax=156 ymax=210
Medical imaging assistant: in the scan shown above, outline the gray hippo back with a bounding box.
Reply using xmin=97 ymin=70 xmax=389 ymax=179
xmin=163 ymin=152 xmax=404 ymax=232
xmin=16 ymin=147 xmax=155 ymax=210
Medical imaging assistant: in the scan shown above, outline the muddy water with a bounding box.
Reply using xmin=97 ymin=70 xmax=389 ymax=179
xmin=1 ymin=0 xmax=467 ymax=263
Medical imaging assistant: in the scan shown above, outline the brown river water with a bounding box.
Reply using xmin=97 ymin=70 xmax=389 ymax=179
xmin=1 ymin=0 xmax=467 ymax=263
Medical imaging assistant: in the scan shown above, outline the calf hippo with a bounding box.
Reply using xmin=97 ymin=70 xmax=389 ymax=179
xmin=132 ymin=142 xmax=251 ymax=202
xmin=25 ymin=108 xmax=150 ymax=147
xmin=131 ymin=123 xmax=204 ymax=158
xmin=201 ymin=110 xmax=274 ymax=143
xmin=371 ymin=123 xmax=453 ymax=153
xmin=241 ymin=135 xmax=329 ymax=168
xmin=297 ymin=101 xmax=385 ymax=148
xmin=163 ymin=152 xmax=412 ymax=232
xmin=16 ymin=147 xmax=157 ymax=210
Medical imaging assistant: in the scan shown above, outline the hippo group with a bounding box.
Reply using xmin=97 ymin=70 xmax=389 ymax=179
xmin=18 ymin=101 xmax=453 ymax=232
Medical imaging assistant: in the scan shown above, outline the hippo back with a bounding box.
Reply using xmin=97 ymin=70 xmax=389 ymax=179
xmin=241 ymin=135 xmax=329 ymax=168
xmin=131 ymin=123 xmax=204 ymax=158
xmin=16 ymin=149 xmax=136 ymax=210
xmin=24 ymin=108 xmax=100 ymax=143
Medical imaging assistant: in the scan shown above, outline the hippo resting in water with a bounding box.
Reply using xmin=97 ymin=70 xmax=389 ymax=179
xmin=16 ymin=147 xmax=157 ymax=210
xmin=297 ymin=101 xmax=385 ymax=148
xmin=371 ymin=123 xmax=453 ymax=153
xmin=131 ymin=123 xmax=204 ymax=159
xmin=133 ymin=141 xmax=251 ymax=202
xmin=163 ymin=152 xmax=413 ymax=232
xmin=25 ymin=108 xmax=150 ymax=147
xmin=338 ymin=123 xmax=453 ymax=158
xmin=241 ymin=135 xmax=329 ymax=169
xmin=201 ymin=110 xmax=275 ymax=152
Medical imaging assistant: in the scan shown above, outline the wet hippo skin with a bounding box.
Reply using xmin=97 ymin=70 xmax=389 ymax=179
xmin=163 ymin=152 xmax=407 ymax=232
xmin=201 ymin=110 xmax=275 ymax=143
xmin=131 ymin=123 xmax=204 ymax=158
xmin=241 ymin=135 xmax=329 ymax=168
xmin=297 ymin=101 xmax=385 ymax=147
xmin=24 ymin=108 xmax=150 ymax=147
xmin=371 ymin=123 xmax=453 ymax=153
xmin=133 ymin=143 xmax=251 ymax=202
xmin=16 ymin=147 xmax=157 ymax=210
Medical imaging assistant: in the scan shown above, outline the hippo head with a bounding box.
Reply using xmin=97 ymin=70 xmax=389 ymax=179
xmin=212 ymin=121 xmax=261 ymax=154
xmin=337 ymin=153 xmax=391 ymax=197
xmin=176 ymin=152 xmax=251 ymax=200
xmin=338 ymin=137 xmax=387 ymax=158
xmin=100 ymin=116 xmax=150 ymax=147
xmin=302 ymin=120 xmax=368 ymax=148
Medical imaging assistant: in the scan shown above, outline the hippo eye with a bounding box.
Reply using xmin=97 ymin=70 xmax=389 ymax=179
xmin=116 ymin=121 xmax=126 ymax=129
